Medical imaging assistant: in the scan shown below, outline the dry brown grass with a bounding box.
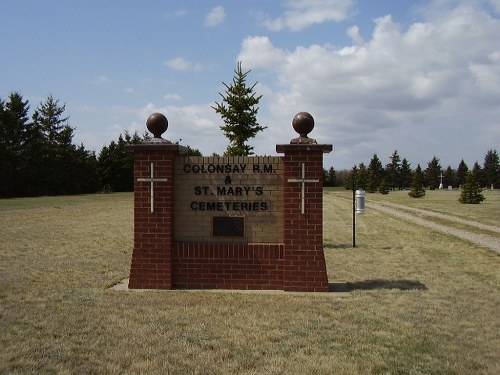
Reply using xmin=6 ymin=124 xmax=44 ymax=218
xmin=1 ymin=191 xmax=499 ymax=374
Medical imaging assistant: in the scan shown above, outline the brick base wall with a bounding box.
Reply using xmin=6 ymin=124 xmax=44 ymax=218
xmin=173 ymin=242 xmax=284 ymax=290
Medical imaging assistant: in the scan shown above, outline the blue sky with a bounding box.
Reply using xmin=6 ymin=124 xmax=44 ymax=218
xmin=1 ymin=0 xmax=499 ymax=170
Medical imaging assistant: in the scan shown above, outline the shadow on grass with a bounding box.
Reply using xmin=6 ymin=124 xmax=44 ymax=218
xmin=329 ymin=279 xmax=427 ymax=292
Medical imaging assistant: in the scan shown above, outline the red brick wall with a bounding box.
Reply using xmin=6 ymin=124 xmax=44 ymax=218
xmin=128 ymin=147 xmax=176 ymax=289
xmin=279 ymin=146 xmax=331 ymax=292
xmin=173 ymin=242 xmax=284 ymax=289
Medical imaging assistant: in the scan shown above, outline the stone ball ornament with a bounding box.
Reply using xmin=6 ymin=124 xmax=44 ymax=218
xmin=146 ymin=112 xmax=168 ymax=138
xmin=291 ymin=112 xmax=317 ymax=144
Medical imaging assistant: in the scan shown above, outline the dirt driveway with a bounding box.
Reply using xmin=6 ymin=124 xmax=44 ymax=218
xmin=368 ymin=201 xmax=500 ymax=254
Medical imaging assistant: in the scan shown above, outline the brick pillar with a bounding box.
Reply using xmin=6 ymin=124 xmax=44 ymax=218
xmin=127 ymin=144 xmax=181 ymax=289
xmin=126 ymin=112 xmax=183 ymax=289
xmin=276 ymin=112 xmax=332 ymax=292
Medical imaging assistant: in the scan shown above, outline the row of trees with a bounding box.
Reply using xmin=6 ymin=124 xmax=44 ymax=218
xmin=0 ymin=92 xmax=147 ymax=197
xmin=322 ymin=150 xmax=499 ymax=192
xmin=1 ymin=63 xmax=262 ymax=197
xmin=2 ymin=89 xmax=498 ymax=198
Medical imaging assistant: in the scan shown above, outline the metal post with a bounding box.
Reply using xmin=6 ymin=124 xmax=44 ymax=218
xmin=352 ymin=180 xmax=356 ymax=248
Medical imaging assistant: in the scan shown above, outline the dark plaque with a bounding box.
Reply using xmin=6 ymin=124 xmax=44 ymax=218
xmin=213 ymin=216 xmax=245 ymax=237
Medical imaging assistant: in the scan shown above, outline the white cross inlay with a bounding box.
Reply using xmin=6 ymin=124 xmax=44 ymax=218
xmin=287 ymin=162 xmax=319 ymax=214
xmin=137 ymin=162 xmax=168 ymax=213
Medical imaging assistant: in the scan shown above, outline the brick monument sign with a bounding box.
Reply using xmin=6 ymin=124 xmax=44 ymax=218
xmin=127 ymin=111 xmax=332 ymax=292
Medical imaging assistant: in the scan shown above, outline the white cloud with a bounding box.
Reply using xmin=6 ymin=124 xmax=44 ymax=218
xmin=163 ymin=9 xmax=189 ymax=19
xmin=263 ymin=0 xmax=354 ymax=31
xmin=165 ymin=57 xmax=204 ymax=72
xmin=76 ymin=1 xmax=500 ymax=170
xmin=139 ymin=103 xmax=225 ymax=153
xmin=74 ymin=100 xmax=225 ymax=155
xmin=108 ymin=122 xmax=143 ymax=140
xmin=89 ymin=75 xmax=112 ymax=85
xmin=346 ymin=25 xmax=364 ymax=44
xmin=238 ymin=36 xmax=287 ymax=68
xmin=204 ymin=6 xmax=226 ymax=27
xmin=164 ymin=93 xmax=183 ymax=101
xmin=241 ymin=3 xmax=500 ymax=168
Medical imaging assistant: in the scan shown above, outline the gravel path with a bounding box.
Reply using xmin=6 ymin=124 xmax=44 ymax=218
xmin=368 ymin=201 xmax=500 ymax=254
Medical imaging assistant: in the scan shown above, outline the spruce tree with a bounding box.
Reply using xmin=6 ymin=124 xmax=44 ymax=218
xmin=378 ymin=178 xmax=390 ymax=194
xmin=459 ymin=172 xmax=485 ymax=204
xmin=367 ymin=154 xmax=383 ymax=192
xmin=356 ymin=163 xmax=368 ymax=190
xmin=456 ymin=159 xmax=469 ymax=187
xmin=471 ymin=162 xmax=483 ymax=187
xmin=328 ymin=167 xmax=336 ymax=187
xmin=1 ymin=92 xmax=101 ymax=196
xmin=98 ymin=132 xmax=144 ymax=192
xmin=444 ymin=166 xmax=456 ymax=189
xmin=483 ymin=149 xmax=499 ymax=189
xmin=212 ymin=62 xmax=266 ymax=156
xmin=344 ymin=165 xmax=357 ymax=190
xmin=425 ymin=156 xmax=442 ymax=190
xmin=409 ymin=164 xmax=426 ymax=198
xmin=0 ymin=92 xmax=31 ymax=197
xmin=31 ymin=95 xmax=86 ymax=195
xmin=399 ymin=158 xmax=412 ymax=190
xmin=386 ymin=150 xmax=401 ymax=190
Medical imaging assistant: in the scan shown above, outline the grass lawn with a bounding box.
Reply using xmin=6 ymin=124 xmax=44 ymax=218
xmin=1 ymin=191 xmax=499 ymax=374
xmin=360 ymin=187 xmax=500 ymax=226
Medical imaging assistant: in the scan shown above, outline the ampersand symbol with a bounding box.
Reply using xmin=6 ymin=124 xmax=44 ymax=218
xmin=225 ymin=175 xmax=232 ymax=184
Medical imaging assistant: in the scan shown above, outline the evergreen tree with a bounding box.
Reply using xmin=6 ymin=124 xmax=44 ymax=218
xmin=322 ymin=167 xmax=337 ymax=187
xmin=425 ymin=156 xmax=442 ymax=190
xmin=31 ymin=95 xmax=77 ymax=195
xmin=72 ymin=144 xmax=99 ymax=193
xmin=456 ymin=159 xmax=469 ymax=187
xmin=19 ymin=112 xmax=46 ymax=195
xmin=459 ymin=172 xmax=485 ymax=204
xmin=179 ymin=145 xmax=203 ymax=156
xmin=399 ymin=158 xmax=412 ymax=190
xmin=328 ymin=167 xmax=336 ymax=187
xmin=409 ymin=164 xmax=426 ymax=198
xmin=98 ymin=132 xmax=144 ymax=192
xmin=386 ymin=150 xmax=401 ymax=190
xmin=344 ymin=165 xmax=357 ymax=190
xmin=0 ymin=92 xmax=31 ymax=197
xmin=367 ymin=154 xmax=383 ymax=193
xmin=1 ymin=93 xmax=99 ymax=196
xmin=471 ymin=161 xmax=483 ymax=187
xmin=444 ymin=166 xmax=456 ymax=189
xmin=378 ymin=178 xmax=390 ymax=194
xmin=356 ymin=163 xmax=368 ymax=190
xmin=335 ymin=169 xmax=350 ymax=189
xmin=483 ymin=149 xmax=499 ymax=189
xmin=212 ymin=62 xmax=265 ymax=156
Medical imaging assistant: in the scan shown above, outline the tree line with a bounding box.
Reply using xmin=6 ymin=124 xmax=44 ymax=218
xmin=0 ymin=92 xmax=148 ymax=197
xmin=1 ymin=91 xmax=498 ymax=199
xmin=1 ymin=62 xmax=261 ymax=198
xmin=323 ymin=150 xmax=499 ymax=192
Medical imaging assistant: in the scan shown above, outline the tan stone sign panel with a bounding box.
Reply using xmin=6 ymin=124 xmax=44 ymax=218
xmin=174 ymin=156 xmax=284 ymax=243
